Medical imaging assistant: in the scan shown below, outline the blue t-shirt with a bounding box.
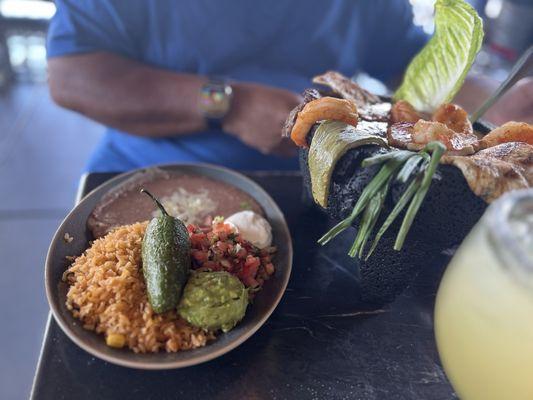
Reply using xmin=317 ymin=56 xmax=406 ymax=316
xmin=47 ymin=0 xmax=426 ymax=172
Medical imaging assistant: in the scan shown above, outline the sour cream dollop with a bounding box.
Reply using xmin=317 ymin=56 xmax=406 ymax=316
xmin=225 ymin=211 xmax=272 ymax=249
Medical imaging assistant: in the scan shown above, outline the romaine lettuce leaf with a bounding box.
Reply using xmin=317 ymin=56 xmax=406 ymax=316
xmin=394 ymin=0 xmax=484 ymax=113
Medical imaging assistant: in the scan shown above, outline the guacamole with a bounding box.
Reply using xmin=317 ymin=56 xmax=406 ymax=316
xmin=177 ymin=271 xmax=249 ymax=332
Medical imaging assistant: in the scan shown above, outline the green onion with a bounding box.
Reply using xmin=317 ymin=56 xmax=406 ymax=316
xmin=318 ymin=141 xmax=445 ymax=260
xmin=361 ymin=150 xmax=413 ymax=168
xmin=396 ymin=154 xmax=427 ymax=183
xmin=348 ymin=177 xmax=390 ymax=258
xmin=317 ymin=153 xmax=411 ymax=246
xmin=365 ymin=176 xmax=421 ymax=259
xmin=394 ymin=141 xmax=446 ymax=250
xmin=317 ymin=140 xmax=447 ymax=260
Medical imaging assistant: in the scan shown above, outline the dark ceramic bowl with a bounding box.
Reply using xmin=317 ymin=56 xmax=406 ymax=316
xmin=45 ymin=163 xmax=293 ymax=369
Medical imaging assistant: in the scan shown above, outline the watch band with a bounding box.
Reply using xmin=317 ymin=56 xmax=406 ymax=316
xmin=199 ymin=77 xmax=233 ymax=130
xmin=206 ymin=117 xmax=223 ymax=130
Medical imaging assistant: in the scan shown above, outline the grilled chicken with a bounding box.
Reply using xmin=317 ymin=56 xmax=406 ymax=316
xmin=312 ymin=71 xmax=391 ymax=122
xmin=442 ymin=142 xmax=533 ymax=202
xmin=312 ymin=71 xmax=380 ymax=107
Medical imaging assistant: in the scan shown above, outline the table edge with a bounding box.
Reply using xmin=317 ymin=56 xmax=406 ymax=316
xmin=30 ymin=173 xmax=89 ymax=400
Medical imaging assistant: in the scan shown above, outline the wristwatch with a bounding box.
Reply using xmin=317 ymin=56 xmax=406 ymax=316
xmin=199 ymin=77 xmax=233 ymax=130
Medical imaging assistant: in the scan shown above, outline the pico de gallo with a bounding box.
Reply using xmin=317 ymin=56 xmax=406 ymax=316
xmin=187 ymin=218 xmax=276 ymax=290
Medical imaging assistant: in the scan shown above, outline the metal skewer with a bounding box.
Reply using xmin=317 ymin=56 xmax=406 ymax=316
xmin=470 ymin=45 xmax=533 ymax=124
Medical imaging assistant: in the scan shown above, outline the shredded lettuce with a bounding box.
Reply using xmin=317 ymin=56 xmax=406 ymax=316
xmin=394 ymin=0 xmax=484 ymax=113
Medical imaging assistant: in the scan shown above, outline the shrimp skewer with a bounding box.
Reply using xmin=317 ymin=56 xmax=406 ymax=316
xmin=290 ymin=97 xmax=358 ymax=147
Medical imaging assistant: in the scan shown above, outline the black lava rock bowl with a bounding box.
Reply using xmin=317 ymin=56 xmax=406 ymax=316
xmin=299 ymin=121 xmax=493 ymax=304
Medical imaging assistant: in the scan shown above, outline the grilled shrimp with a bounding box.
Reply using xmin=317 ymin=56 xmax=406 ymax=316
xmin=290 ymin=97 xmax=358 ymax=147
xmin=432 ymin=103 xmax=473 ymax=135
xmin=391 ymin=100 xmax=421 ymax=123
xmin=479 ymin=121 xmax=533 ymax=149
xmin=412 ymin=120 xmax=478 ymax=155
xmin=389 ymin=120 xmax=478 ymax=155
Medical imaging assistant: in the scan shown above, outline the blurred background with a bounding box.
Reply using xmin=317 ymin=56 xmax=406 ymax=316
xmin=0 ymin=0 xmax=531 ymax=398
xmin=0 ymin=2 xmax=102 ymax=399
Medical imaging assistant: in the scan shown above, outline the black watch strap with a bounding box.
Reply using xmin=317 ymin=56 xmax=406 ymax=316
xmin=206 ymin=116 xmax=223 ymax=130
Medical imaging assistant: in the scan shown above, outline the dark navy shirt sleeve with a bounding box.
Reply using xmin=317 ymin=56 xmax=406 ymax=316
xmin=358 ymin=0 xmax=428 ymax=82
xmin=47 ymin=0 xmax=140 ymax=58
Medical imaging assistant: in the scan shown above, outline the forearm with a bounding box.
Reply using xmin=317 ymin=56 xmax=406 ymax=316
xmin=48 ymin=52 xmax=207 ymax=137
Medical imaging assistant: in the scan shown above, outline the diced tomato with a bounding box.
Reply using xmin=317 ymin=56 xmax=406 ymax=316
xmin=190 ymin=232 xmax=207 ymax=247
xmin=241 ymin=274 xmax=259 ymax=288
xmin=239 ymin=257 xmax=259 ymax=286
xmin=244 ymin=256 xmax=261 ymax=270
xmin=187 ymin=221 xmax=275 ymax=289
xmin=216 ymin=241 xmax=229 ymax=252
xmin=191 ymin=250 xmax=208 ymax=262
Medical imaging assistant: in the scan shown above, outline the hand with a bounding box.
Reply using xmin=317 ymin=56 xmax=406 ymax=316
xmin=485 ymin=77 xmax=533 ymax=125
xmin=455 ymin=75 xmax=533 ymax=125
xmin=223 ymin=82 xmax=302 ymax=156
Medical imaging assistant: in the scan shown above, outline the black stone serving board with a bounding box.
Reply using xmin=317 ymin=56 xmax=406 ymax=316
xmin=31 ymin=171 xmax=455 ymax=400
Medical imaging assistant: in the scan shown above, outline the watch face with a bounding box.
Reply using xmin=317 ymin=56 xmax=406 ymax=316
xmin=199 ymin=82 xmax=233 ymax=119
